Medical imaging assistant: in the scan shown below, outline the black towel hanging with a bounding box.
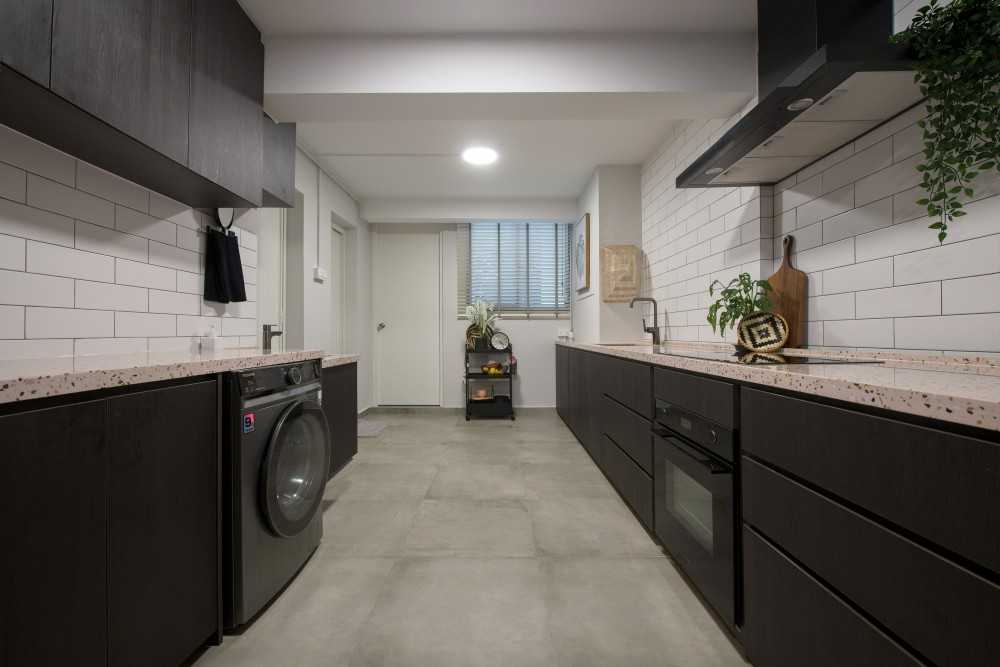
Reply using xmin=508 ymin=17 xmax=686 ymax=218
xmin=204 ymin=209 xmax=247 ymax=303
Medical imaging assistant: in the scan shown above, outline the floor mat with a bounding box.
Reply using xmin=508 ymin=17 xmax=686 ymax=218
xmin=358 ymin=420 xmax=387 ymax=437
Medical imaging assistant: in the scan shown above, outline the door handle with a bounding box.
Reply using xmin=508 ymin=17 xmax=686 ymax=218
xmin=377 ymin=322 xmax=386 ymax=331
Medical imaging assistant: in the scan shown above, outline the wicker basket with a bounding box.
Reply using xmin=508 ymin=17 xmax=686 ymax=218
xmin=736 ymin=311 xmax=789 ymax=353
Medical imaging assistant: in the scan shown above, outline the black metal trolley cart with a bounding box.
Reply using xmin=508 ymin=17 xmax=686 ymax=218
xmin=464 ymin=343 xmax=515 ymax=420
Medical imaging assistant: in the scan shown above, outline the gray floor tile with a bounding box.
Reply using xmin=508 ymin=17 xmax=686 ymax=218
xmin=427 ymin=463 xmax=527 ymax=500
xmin=546 ymin=558 xmax=748 ymax=667
xmin=349 ymin=558 xmax=554 ymax=667
xmin=523 ymin=461 xmax=620 ymax=499
xmin=319 ymin=499 xmax=422 ymax=557
xmin=528 ymin=496 xmax=664 ymax=557
xmin=403 ymin=498 xmax=536 ymax=557
xmin=325 ymin=462 xmax=439 ymax=502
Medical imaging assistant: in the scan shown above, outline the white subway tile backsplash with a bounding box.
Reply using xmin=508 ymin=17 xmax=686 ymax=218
xmin=177 ymin=270 xmax=202 ymax=294
xmin=116 ymin=206 xmax=177 ymax=245
xmin=893 ymin=236 xmax=1000 ymax=285
xmin=638 ymin=101 xmax=996 ymax=353
xmin=0 ymin=197 xmax=75 ymax=247
xmin=115 ymin=312 xmax=176 ymax=337
xmin=115 ymin=258 xmax=176 ymax=291
xmin=855 ymin=153 xmax=923 ymax=206
xmin=0 ymin=305 xmax=24 ymax=338
xmin=76 ymin=280 xmax=148 ymax=312
xmin=76 ymin=162 xmax=148 ymax=212
xmin=0 ymin=125 xmax=75 ymax=185
xmin=0 ymin=269 xmax=74 ymax=307
xmin=822 ymin=198 xmax=892 ymax=244
xmin=0 ymin=338 xmax=73 ymax=359
xmin=177 ymin=226 xmax=205 ymax=253
xmin=75 ymin=221 xmax=148 ymax=263
xmin=148 ymin=289 xmax=201 ymax=315
xmin=823 ymin=318 xmax=894 ymax=348
xmin=895 ymin=313 xmax=1000 ymax=352
xmin=942 ymin=274 xmax=1000 ymax=315
xmin=0 ymin=161 xmax=27 ymax=202
xmin=149 ymin=192 xmax=202 ymax=230
xmin=74 ymin=337 xmax=148 ymax=356
xmin=149 ymin=241 xmax=200 ymax=273
xmin=822 ymin=258 xmax=892 ymax=295
xmin=26 ymin=241 xmax=114 ymax=282
xmin=0 ymin=234 xmax=25 ymax=270
xmin=797 ymin=184 xmax=854 ymax=228
xmin=27 ymin=174 xmax=114 ymax=228
xmin=808 ymin=293 xmax=855 ymax=321
xmin=855 ymin=282 xmax=941 ymax=319
xmin=26 ymin=307 xmax=114 ymax=339
xmin=821 ymin=140 xmax=891 ymax=195
xmin=177 ymin=315 xmax=222 ymax=337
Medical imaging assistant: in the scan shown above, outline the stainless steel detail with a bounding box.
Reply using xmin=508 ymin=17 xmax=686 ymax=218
xmin=263 ymin=324 xmax=283 ymax=352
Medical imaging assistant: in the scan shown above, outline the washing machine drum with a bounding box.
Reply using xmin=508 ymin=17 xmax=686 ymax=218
xmin=260 ymin=399 xmax=331 ymax=538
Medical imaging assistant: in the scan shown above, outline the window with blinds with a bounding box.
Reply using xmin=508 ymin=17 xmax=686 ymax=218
xmin=457 ymin=221 xmax=572 ymax=317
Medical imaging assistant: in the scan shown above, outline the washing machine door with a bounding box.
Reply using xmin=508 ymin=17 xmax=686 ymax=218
xmin=261 ymin=399 xmax=331 ymax=537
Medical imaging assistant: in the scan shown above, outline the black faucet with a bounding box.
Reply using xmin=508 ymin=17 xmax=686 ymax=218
xmin=629 ymin=297 xmax=660 ymax=345
xmin=262 ymin=324 xmax=283 ymax=353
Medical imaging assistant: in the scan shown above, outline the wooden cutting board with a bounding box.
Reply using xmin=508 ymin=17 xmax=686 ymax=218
xmin=767 ymin=236 xmax=807 ymax=348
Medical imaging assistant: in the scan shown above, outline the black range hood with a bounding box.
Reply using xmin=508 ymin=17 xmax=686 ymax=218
xmin=677 ymin=0 xmax=921 ymax=188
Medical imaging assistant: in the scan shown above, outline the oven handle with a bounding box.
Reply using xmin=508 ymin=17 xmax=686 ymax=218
xmin=654 ymin=428 xmax=731 ymax=475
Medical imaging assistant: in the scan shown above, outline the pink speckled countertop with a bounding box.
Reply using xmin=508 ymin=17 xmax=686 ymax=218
xmin=0 ymin=347 xmax=330 ymax=404
xmin=558 ymin=340 xmax=1000 ymax=433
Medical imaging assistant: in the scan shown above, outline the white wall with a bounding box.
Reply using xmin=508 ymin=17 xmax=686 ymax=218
xmin=438 ymin=225 xmax=561 ymax=407
xmin=571 ymin=165 xmax=645 ymax=343
xmin=293 ymin=149 xmax=375 ymax=411
xmin=0 ymin=123 xmax=259 ymax=358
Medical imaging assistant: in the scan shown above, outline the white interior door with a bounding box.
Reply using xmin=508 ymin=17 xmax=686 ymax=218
xmin=374 ymin=230 xmax=440 ymax=405
xmin=329 ymin=223 xmax=346 ymax=354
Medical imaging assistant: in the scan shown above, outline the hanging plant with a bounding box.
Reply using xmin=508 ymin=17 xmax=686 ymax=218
xmin=891 ymin=0 xmax=1000 ymax=242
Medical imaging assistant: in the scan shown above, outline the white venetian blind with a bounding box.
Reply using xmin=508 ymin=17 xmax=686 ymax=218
xmin=457 ymin=221 xmax=572 ymax=316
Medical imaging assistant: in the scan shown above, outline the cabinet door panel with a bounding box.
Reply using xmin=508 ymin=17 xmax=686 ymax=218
xmin=0 ymin=399 xmax=107 ymax=666
xmin=323 ymin=363 xmax=358 ymax=478
xmin=0 ymin=0 xmax=53 ymax=86
xmin=262 ymin=112 xmax=296 ymax=207
xmin=601 ymin=435 xmax=653 ymax=528
xmin=654 ymin=366 xmax=734 ymax=428
xmin=189 ymin=0 xmax=263 ymax=205
xmin=744 ymin=526 xmax=922 ymax=667
xmin=109 ymin=380 xmax=218 ymax=667
xmin=51 ymin=0 xmax=191 ymax=164
xmin=602 ymin=395 xmax=652 ymax=474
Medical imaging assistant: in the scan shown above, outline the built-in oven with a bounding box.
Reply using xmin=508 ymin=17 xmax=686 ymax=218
xmin=653 ymin=398 xmax=737 ymax=629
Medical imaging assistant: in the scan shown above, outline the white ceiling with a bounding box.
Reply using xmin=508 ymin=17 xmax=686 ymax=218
xmin=240 ymin=0 xmax=756 ymax=37
xmin=299 ymin=116 xmax=682 ymax=200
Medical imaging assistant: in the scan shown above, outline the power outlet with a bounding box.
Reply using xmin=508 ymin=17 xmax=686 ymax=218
xmin=312 ymin=266 xmax=328 ymax=283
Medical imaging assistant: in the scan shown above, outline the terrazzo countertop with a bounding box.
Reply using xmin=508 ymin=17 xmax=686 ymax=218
xmin=557 ymin=340 xmax=1000 ymax=433
xmin=0 ymin=347 xmax=326 ymax=405
xmin=322 ymin=353 xmax=360 ymax=368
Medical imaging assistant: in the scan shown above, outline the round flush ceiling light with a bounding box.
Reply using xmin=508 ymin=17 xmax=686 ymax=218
xmin=461 ymin=146 xmax=498 ymax=166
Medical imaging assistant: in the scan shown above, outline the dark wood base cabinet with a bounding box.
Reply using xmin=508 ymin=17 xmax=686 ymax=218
xmin=0 ymin=378 xmax=219 ymax=667
xmin=322 ymin=363 xmax=359 ymax=478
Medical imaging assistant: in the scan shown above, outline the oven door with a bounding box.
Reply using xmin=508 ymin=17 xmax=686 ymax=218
xmin=653 ymin=430 xmax=735 ymax=627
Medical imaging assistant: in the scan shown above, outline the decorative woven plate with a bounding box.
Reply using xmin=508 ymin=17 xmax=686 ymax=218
xmin=736 ymin=312 xmax=789 ymax=353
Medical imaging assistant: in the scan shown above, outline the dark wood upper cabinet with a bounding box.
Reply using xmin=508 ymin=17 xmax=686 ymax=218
xmin=0 ymin=0 xmax=53 ymax=87
xmin=0 ymin=398 xmax=108 ymax=667
xmin=51 ymin=0 xmax=192 ymax=165
xmin=189 ymin=0 xmax=264 ymax=206
xmin=262 ymin=112 xmax=297 ymax=207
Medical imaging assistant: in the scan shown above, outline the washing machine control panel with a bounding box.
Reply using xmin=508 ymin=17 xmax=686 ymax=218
xmin=285 ymin=366 xmax=303 ymax=385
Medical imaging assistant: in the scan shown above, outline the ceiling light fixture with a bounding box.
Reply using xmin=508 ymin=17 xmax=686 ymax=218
xmin=461 ymin=146 xmax=498 ymax=166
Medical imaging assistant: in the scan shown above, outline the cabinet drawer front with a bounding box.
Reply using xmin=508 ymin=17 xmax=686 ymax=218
xmin=744 ymin=457 xmax=1000 ymax=667
xmin=601 ymin=435 xmax=653 ymax=528
xmin=654 ymin=367 xmax=734 ymax=428
xmin=744 ymin=527 xmax=922 ymax=667
xmin=602 ymin=395 xmax=652 ymax=474
xmin=596 ymin=353 xmax=652 ymax=418
xmin=742 ymin=387 xmax=1000 ymax=574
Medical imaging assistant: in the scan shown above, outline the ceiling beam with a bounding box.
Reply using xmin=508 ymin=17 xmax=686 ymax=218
xmin=361 ymin=198 xmax=578 ymax=223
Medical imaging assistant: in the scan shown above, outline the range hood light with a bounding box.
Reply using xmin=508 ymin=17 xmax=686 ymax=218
xmin=787 ymin=98 xmax=815 ymax=112
xmin=704 ymin=167 xmax=725 ymax=176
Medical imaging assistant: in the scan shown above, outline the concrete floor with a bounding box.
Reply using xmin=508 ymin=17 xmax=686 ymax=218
xmin=196 ymin=409 xmax=747 ymax=667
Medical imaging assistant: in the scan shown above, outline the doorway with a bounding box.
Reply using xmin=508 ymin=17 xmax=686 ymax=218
xmin=373 ymin=229 xmax=441 ymax=405
xmin=256 ymin=205 xmax=288 ymax=352
xmin=329 ymin=221 xmax=346 ymax=354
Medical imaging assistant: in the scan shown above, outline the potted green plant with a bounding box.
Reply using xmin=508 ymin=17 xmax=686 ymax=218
xmin=892 ymin=0 xmax=1000 ymax=242
xmin=707 ymin=273 xmax=788 ymax=352
xmin=464 ymin=299 xmax=498 ymax=351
